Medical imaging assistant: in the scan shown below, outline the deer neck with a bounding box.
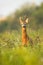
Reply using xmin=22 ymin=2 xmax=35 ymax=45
xmin=22 ymin=26 xmax=27 ymax=36
xmin=22 ymin=27 xmax=26 ymax=32
xmin=22 ymin=25 xmax=28 ymax=45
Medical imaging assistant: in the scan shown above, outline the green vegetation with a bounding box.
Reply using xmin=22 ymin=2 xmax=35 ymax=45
xmin=0 ymin=30 xmax=43 ymax=65
xmin=0 ymin=3 xmax=43 ymax=32
xmin=1 ymin=45 xmax=43 ymax=65
xmin=0 ymin=3 xmax=43 ymax=65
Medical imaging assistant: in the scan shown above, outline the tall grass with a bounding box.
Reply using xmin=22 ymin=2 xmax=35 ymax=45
xmin=1 ymin=45 xmax=43 ymax=65
xmin=0 ymin=30 xmax=43 ymax=65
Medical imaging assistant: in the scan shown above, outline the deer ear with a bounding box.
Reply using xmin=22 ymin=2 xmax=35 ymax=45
xmin=19 ymin=17 xmax=23 ymax=24
xmin=25 ymin=18 xmax=29 ymax=23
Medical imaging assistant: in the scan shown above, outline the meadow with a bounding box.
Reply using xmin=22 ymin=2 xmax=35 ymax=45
xmin=0 ymin=3 xmax=43 ymax=65
xmin=0 ymin=29 xmax=43 ymax=65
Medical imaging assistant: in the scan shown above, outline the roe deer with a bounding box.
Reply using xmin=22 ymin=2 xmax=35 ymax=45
xmin=19 ymin=16 xmax=33 ymax=46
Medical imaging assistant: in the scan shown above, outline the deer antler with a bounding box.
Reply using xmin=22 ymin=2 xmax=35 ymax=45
xmin=25 ymin=18 xmax=28 ymax=23
xmin=19 ymin=17 xmax=23 ymax=24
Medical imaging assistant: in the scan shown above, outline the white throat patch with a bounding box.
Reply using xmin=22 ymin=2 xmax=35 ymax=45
xmin=21 ymin=24 xmax=26 ymax=27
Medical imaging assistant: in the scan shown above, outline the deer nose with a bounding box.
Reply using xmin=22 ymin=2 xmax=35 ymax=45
xmin=21 ymin=24 xmax=26 ymax=27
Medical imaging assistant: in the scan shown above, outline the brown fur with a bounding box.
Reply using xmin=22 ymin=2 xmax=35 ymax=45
xmin=19 ymin=17 xmax=33 ymax=46
xmin=22 ymin=27 xmax=28 ymax=46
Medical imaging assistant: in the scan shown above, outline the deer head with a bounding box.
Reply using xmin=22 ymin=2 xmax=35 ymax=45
xmin=19 ymin=16 xmax=30 ymax=28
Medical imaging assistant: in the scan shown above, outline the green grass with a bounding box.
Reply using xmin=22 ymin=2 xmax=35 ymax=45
xmin=0 ymin=30 xmax=43 ymax=65
xmin=1 ymin=45 xmax=43 ymax=65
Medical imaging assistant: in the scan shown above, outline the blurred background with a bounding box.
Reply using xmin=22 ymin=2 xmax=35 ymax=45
xmin=0 ymin=0 xmax=43 ymax=32
xmin=0 ymin=0 xmax=43 ymax=65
